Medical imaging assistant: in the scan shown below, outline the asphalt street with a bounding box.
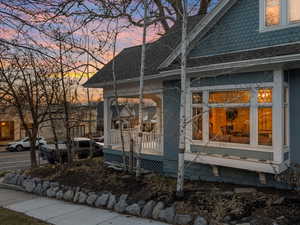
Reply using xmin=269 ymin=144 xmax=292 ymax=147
xmin=0 ymin=147 xmax=46 ymax=171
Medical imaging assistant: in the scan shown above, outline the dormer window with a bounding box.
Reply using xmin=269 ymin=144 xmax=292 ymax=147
xmin=260 ymin=0 xmax=300 ymax=31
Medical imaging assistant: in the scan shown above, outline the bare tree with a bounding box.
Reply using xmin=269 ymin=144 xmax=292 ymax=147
xmin=0 ymin=50 xmax=55 ymax=167
xmin=177 ymin=0 xmax=188 ymax=197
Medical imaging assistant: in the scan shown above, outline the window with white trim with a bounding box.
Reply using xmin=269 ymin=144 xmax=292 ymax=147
xmin=189 ymin=85 xmax=283 ymax=149
xmin=208 ymin=90 xmax=251 ymax=144
xmin=260 ymin=0 xmax=300 ymax=31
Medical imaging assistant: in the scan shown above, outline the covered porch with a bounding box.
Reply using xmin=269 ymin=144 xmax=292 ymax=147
xmin=104 ymin=92 xmax=163 ymax=156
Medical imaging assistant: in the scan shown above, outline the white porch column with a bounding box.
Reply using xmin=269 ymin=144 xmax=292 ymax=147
xmin=104 ymin=97 xmax=111 ymax=148
xmin=273 ymin=69 xmax=284 ymax=163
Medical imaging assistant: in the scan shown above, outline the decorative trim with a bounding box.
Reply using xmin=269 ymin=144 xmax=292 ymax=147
xmin=184 ymin=152 xmax=289 ymax=174
xmin=159 ymin=53 xmax=300 ymax=77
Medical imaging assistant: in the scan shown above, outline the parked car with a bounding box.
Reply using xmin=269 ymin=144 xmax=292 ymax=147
xmin=6 ymin=137 xmax=47 ymax=152
xmin=39 ymin=137 xmax=103 ymax=164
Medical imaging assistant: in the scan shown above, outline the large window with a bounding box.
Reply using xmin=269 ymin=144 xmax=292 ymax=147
xmin=261 ymin=0 xmax=300 ymax=30
xmin=209 ymin=90 xmax=250 ymax=144
xmin=190 ymin=87 xmax=278 ymax=148
xmin=0 ymin=121 xmax=14 ymax=141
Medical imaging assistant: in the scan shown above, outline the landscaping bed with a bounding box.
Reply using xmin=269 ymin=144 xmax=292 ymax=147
xmin=4 ymin=158 xmax=300 ymax=225
xmin=0 ymin=207 xmax=50 ymax=225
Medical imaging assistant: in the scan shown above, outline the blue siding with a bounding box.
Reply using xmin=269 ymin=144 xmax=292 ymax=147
xmin=191 ymin=71 xmax=273 ymax=87
xmin=288 ymin=70 xmax=300 ymax=165
xmin=163 ymin=80 xmax=181 ymax=175
xmin=189 ymin=0 xmax=300 ymax=57
xmin=103 ymin=149 xmax=164 ymax=173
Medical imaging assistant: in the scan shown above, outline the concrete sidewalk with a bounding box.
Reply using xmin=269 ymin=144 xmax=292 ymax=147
xmin=0 ymin=189 xmax=168 ymax=225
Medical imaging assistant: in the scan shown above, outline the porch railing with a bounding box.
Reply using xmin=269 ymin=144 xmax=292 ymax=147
xmin=108 ymin=129 xmax=162 ymax=155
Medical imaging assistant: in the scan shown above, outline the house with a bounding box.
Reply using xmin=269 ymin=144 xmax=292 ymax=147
xmin=85 ymin=0 xmax=300 ymax=188
xmin=0 ymin=103 xmax=100 ymax=145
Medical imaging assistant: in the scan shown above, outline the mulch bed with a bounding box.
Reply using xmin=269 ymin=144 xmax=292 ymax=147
xmin=26 ymin=158 xmax=300 ymax=225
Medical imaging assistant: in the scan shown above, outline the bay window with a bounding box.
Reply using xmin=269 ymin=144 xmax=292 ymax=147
xmin=189 ymin=81 xmax=288 ymax=152
xmin=260 ymin=0 xmax=300 ymax=31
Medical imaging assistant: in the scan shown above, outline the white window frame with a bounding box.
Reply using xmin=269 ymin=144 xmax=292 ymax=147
xmin=186 ymin=70 xmax=289 ymax=164
xmin=259 ymin=0 xmax=300 ymax=32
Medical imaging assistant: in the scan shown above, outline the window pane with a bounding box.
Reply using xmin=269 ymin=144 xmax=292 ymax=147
xmin=258 ymin=107 xmax=273 ymax=146
xmin=192 ymin=93 xmax=203 ymax=104
xmin=288 ymin=0 xmax=300 ymax=22
xmin=192 ymin=107 xmax=203 ymax=140
xmin=258 ymin=88 xmax=273 ymax=103
xmin=209 ymin=107 xmax=250 ymax=144
xmin=209 ymin=90 xmax=250 ymax=104
xmin=265 ymin=0 xmax=280 ymax=26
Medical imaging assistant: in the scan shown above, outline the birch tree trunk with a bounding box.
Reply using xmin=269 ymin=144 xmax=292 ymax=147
xmin=136 ymin=0 xmax=148 ymax=178
xmin=176 ymin=0 xmax=188 ymax=197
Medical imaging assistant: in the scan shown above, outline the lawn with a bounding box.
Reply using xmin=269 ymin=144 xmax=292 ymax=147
xmin=0 ymin=208 xmax=50 ymax=225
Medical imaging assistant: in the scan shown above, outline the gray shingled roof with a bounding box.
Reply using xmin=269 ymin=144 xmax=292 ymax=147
xmin=84 ymin=15 xmax=204 ymax=87
xmin=163 ymin=43 xmax=300 ymax=70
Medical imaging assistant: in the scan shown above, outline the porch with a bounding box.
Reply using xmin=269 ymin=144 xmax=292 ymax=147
xmin=104 ymin=91 xmax=163 ymax=156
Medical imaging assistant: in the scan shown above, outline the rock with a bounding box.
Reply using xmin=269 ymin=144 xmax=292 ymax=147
xmin=17 ymin=175 xmax=25 ymax=186
xmin=142 ymin=200 xmax=156 ymax=218
xmin=23 ymin=179 xmax=35 ymax=193
xmin=114 ymin=194 xmax=128 ymax=213
xmin=126 ymin=204 xmax=141 ymax=216
xmin=194 ymin=216 xmax=208 ymax=225
xmin=63 ymin=190 xmax=74 ymax=202
xmin=137 ymin=200 xmax=146 ymax=207
xmin=95 ymin=193 xmax=110 ymax=207
xmin=86 ymin=194 xmax=98 ymax=206
xmin=234 ymin=188 xmax=256 ymax=194
xmin=223 ymin=216 xmax=232 ymax=222
xmin=107 ymin=194 xmax=116 ymax=209
xmin=50 ymin=182 xmax=59 ymax=188
xmin=152 ymin=201 xmax=164 ymax=220
xmin=56 ymin=190 xmax=64 ymax=200
xmin=78 ymin=192 xmax=88 ymax=204
xmin=42 ymin=181 xmax=50 ymax=191
xmin=158 ymin=205 xmax=175 ymax=224
xmin=273 ymin=197 xmax=285 ymax=205
xmin=46 ymin=187 xmax=59 ymax=198
xmin=175 ymin=214 xmax=193 ymax=225
xmin=3 ymin=173 xmax=17 ymax=185
xmin=73 ymin=192 xmax=80 ymax=203
xmin=236 ymin=223 xmax=250 ymax=225
xmin=33 ymin=183 xmax=43 ymax=195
